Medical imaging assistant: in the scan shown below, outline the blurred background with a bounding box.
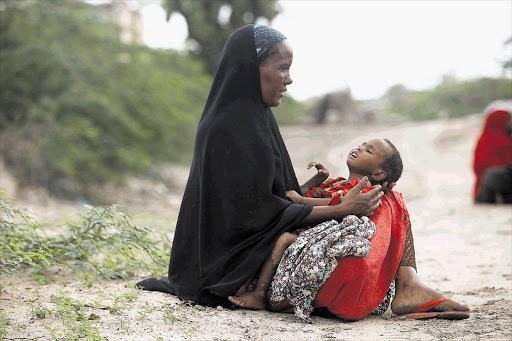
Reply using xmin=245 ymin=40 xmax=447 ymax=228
xmin=0 ymin=0 xmax=511 ymax=206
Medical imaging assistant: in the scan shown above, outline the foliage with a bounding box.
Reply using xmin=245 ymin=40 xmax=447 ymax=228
xmin=0 ymin=0 xmax=212 ymax=200
xmin=42 ymin=290 xmax=105 ymax=341
xmin=381 ymin=77 xmax=512 ymax=120
xmin=163 ymin=0 xmax=280 ymax=74
xmin=162 ymin=303 xmax=186 ymax=323
xmin=0 ymin=308 xmax=10 ymax=339
xmin=272 ymin=94 xmax=305 ymax=125
xmin=57 ymin=204 xmax=170 ymax=279
xmin=0 ymin=195 xmax=170 ymax=280
xmin=0 ymin=196 xmax=53 ymax=276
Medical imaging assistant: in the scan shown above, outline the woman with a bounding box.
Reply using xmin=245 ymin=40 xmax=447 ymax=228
xmin=473 ymin=108 xmax=512 ymax=203
xmin=138 ymin=24 xmax=468 ymax=320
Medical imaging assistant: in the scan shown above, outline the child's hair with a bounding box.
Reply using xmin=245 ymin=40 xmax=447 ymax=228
xmin=377 ymin=139 xmax=403 ymax=184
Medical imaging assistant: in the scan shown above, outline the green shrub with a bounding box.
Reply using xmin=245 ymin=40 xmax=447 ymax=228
xmin=0 ymin=0 xmax=305 ymax=201
xmin=273 ymin=95 xmax=306 ymax=125
xmin=0 ymin=196 xmax=53 ymax=276
xmin=0 ymin=195 xmax=169 ymax=280
xmin=0 ymin=0 xmax=211 ymax=200
xmin=382 ymin=77 xmax=512 ymax=120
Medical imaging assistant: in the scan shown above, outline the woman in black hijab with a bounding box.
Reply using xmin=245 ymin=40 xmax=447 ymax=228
xmin=137 ymin=24 xmax=383 ymax=307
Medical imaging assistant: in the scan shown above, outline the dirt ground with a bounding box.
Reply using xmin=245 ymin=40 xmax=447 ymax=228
xmin=1 ymin=114 xmax=511 ymax=340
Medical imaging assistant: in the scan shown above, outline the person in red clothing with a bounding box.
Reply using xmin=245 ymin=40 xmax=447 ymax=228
xmin=473 ymin=107 xmax=512 ymax=203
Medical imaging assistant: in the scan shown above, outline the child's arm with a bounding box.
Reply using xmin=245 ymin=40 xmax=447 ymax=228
xmin=299 ymin=161 xmax=329 ymax=195
xmin=286 ymin=190 xmax=332 ymax=206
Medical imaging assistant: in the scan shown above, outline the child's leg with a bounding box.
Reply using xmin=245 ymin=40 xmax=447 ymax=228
xmin=229 ymin=232 xmax=297 ymax=310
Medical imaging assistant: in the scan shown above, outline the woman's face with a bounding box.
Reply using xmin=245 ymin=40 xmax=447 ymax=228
xmin=259 ymin=40 xmax=293 ymax=107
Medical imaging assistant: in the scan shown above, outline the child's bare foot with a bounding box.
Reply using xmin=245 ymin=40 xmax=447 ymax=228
xmin=228 ymin=290 xmax=266 ymax=310
xmin=234 ymin=280 xmax=251 ymax=297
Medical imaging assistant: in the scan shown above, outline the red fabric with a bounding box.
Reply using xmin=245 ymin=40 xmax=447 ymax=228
xmin=273 ymin=180 xmax=409 ymax=321
xmin=473 ymin=109 xmax=512 ymax=199
xmin=306 ymin=178 xmax=375 ymax=206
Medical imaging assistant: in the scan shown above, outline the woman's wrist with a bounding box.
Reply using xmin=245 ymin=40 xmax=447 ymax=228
xmin=333 ymin=201 xmax=350 ymax=219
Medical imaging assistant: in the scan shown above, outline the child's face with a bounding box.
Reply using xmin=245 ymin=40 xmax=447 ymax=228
xmin=346 ymin=138 xmax=392 ymax=178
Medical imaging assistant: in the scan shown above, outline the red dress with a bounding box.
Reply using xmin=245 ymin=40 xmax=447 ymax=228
xmin=473 ymin=109 xmax=512 ymax=199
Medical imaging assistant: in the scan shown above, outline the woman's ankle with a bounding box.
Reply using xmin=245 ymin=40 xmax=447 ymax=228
xmin=396 ymin=266 xmax=420 ymax=289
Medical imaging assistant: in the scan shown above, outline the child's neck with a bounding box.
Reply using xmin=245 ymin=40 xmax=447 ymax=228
xmin=347 ymin=171 xmax=369 ymax=182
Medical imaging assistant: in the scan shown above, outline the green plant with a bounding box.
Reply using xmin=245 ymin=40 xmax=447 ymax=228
xmin=161 ymin=303 xmax=185 ymax=323
xmin=80 ymin=272 xmax=95 ymax=288
xmin=108 ymin=290 xmax=138 ymax=320
xmin=137 ymin=301 xmax=154 ymax=325
xmin=27 ymin=287 xmax=52 ymax=319
xmin=184 ymin=326 xmax=198 ymax=340
xmin=381 ymin=77 xmax=512 ymax=120
xmin=272 ymin=94 xmax=307 ymax=125
xmin=28 ymin=303 xmax=51 ymax=319
xmin=56 ymin=205 xmax=170 ymax=279
xmin=0 ymin=309 xmax=11 ymax=338
xmin=0 ymin=196 xmax=53 ymax=275
xmin=105 ymin=291 xmax=138 ymax=332
xmin=48 ymin=290 xmax=105 ymax=341
xmin=0 ymin=0 xmax=214 ymax=202
xmin=1 ymin=195 xmax=169 ymax=280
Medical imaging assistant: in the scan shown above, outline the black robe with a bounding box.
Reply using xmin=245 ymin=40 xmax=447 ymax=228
xmin=137 ymin=24 xmax=312 ymax=307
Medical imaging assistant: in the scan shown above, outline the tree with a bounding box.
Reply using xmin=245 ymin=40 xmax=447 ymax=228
xmin=0 ymin=0 xmax=211 ymax=200
xmin=163 ymin=0 xmax=280 ymax=74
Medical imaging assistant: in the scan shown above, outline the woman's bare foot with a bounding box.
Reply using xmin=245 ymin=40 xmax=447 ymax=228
xmin=391 ymin=266 xmax=470 ymax=315
xmin=228 ymin=290 xmax=266 ymax=310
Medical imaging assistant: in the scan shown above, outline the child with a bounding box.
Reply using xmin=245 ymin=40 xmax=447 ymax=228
xmin=228 ymin=138 xmax=403 ymax=310
xmin=288 ymin=137 xmax=403 ymax=206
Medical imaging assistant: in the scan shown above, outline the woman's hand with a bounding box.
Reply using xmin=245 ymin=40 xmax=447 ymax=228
xmin=338 ymin=177 xmax=384 ymax=217
xmin=286 ymin=190 xmax=303 ymax=204
xmin=307 ymin=161 xmax=329 ymax=180
xmin=380 ymin=181 xmax=396 ymax=194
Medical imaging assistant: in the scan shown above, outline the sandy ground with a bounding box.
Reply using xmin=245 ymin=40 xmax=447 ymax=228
xmin=1 ymin=114 xmax=511 ymax=340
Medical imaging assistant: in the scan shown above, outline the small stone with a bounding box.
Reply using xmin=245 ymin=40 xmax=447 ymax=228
xmin=216 ymin=305 xmax=223 ymax=311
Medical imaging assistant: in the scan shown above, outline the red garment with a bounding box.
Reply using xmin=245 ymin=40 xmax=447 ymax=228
xmin=473 ymin=110 xmax=512 ymax=199
xmin=274 ymin=179 xmax=409 ymax=320
xmin=306 ymin=177 xmax=375 ymax=206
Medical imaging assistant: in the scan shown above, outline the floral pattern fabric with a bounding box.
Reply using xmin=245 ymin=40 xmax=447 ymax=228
xmin=371 ymin=279 xmax=395 ymax=316
xmin=267 ymin=215 xmax=377 ymax=323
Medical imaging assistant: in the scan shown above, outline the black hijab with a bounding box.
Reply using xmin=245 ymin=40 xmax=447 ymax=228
xmin=137 ymin=24 xmax=312 ymax=307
